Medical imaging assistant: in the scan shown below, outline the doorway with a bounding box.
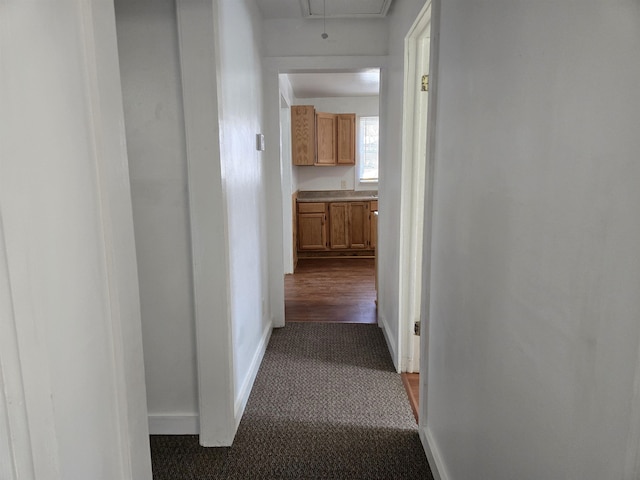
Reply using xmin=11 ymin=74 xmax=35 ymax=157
xmin=278 ymin=69 xmax=381 ymax=326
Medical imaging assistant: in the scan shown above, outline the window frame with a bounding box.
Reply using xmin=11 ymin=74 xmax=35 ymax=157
xmin=355 ymin=115 xmax=379 ymax=190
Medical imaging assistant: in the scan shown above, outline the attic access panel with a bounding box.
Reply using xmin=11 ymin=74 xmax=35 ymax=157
xmin=301 ymin=0 xmax=393 ymax=18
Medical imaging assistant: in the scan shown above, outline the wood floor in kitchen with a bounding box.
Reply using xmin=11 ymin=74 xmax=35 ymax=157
xmin=285 ymin=257 xmax=377 ymax=324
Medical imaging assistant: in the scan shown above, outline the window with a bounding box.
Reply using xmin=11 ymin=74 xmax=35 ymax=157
xmin=358 ymin=116 xmax=379 ymax=182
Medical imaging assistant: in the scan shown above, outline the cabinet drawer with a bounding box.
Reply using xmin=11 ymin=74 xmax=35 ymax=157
xmin=298 ymin=202 xmax=326 ymax=213
xmin=370 ymin=200 xmax=378 ymax=212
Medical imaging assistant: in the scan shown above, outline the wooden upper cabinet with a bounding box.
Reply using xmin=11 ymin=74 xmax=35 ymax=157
xmin=291 ymin=105 xmax=316 ymax=166
xmin=316 ymin=112 xmax=337 ymax=166
xmin=336 ymin=114 xmax=356 ymax=165
xmin=291 ymin=107 xmax=355 ymax=167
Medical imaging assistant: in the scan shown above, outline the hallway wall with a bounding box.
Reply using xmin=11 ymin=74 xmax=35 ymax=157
xmin=216 ymin=0 xmax=272 ymax=411
xmin=115 ymin=0 xmax=271 ymax=438
xmin=115 ymin=0 xmax=199 ymax=432
xmin=377 ymin=0 xmax=430 ymax=369
xmin=426 ymin=1 xmax=640 ymax=478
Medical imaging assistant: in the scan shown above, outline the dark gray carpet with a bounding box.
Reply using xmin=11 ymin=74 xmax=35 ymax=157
xmin=151 ymin=323 xmax=433 ymax=479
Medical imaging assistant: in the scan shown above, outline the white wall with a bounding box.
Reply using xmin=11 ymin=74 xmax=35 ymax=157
xmin=377 ymin=0 xmax=429 ymax=368
xmin=263 ymin=17 xmax=389 ymax=57
xmin=425 ymin=1 xmax=640 ymax=478
xmin=1 ymin=2 xmax=151 ymax=478
xmin=293 ymin=95 xmax=379 ymax=192
xmin=116 ymin=0 xmax=273 ymax=441
xmin=216 ymin=0 xmax=273 ymax=417
xmin=115 ymin=0 xmax=199 ymax=432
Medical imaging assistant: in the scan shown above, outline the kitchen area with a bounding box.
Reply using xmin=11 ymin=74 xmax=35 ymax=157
xmin=280 ymin=70 xmax=380 ymax=263
xmin=280 ymin=69 xmax=380 ymax=307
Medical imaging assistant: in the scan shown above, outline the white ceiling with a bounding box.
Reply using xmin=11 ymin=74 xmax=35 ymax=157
xmin=286 ymin=70 xmax=380 ymax=98
xmin=257 ymin=0 xmax=393 ymax=19
xmin=260 ymin=1 xmax=387 ymax=97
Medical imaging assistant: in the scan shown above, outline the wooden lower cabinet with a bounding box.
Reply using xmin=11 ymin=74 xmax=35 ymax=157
xmin=348 ymin=202 xmax=370 ymax=249
xmin=297 ymin=202 xmax=327 ymax=250
xmin=329 ymin=203 xmax=349 ymax=249
xmin=297 ymin=199 xmax=377 ymax=254
xmin=370 ymin=211 xmax=378 ymax=250
xmin=370 ymin=201 xmax=378 ymax=250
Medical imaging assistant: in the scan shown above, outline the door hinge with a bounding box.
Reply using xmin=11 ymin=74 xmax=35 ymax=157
xmin=414 ymin=321 xmax=421 ymax=336
xmin=421 ymin=74 xmax=429 ymax=92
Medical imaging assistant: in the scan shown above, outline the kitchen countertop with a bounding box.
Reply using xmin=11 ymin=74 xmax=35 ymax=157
xmin=297 ymin=190 xmax=378 ymax=203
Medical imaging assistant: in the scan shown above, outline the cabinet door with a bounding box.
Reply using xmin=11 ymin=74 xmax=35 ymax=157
xmin=298 ymin=213 xmax=326 ymax=250
xmin=349 ymin=202 xmax=370 ymax=249
xmin=329 ymin=203 xmax=349 ymax=249
xmin=316 ymin=112 xmax=337 ymax=165
xmin=291 ymin=105 xmax=315 ymax=165
xmin=336 ymin=114 xmax=356 ymax=165
xmin=369 ymin=200 xmax=378 ymax=250
xmin=370 ymin=211 xmax=378 ymax=250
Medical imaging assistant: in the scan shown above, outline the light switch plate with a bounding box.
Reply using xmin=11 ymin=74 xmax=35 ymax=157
xmin=256 ymin=133 xmax=265 ymax=151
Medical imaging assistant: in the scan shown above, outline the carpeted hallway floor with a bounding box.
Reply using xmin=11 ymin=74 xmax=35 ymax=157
xmin=150 ymin=323 xmax=433 ymax=479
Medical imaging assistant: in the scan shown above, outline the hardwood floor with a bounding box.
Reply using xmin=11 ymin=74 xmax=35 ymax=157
xmin=285 ymin=258 xmax=376 ymax=324
xmin=402 ymin=373 xmax=420 ymax=423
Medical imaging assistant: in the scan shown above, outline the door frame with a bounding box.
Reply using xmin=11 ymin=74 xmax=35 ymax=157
xmin=0 ymin=1 xmax=151 ymax=477
xmin=398 ymin=2 xmax=432 ymax=373
xmin=414 ymin=1 xmax=448 ymax=479
xmin=264 ymin=55 xmax=388 ymax=331
xmin=176 ymin=0 xmax=236 ymax=446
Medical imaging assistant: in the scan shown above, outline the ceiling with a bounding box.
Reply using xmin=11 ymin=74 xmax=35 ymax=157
xmin=261 ymin=1 xmax=387 ymax=97
xmin=286 ymin=70 xmax=380 ymax=98
xmin=258 ymin=0 xmax=393 ymax=19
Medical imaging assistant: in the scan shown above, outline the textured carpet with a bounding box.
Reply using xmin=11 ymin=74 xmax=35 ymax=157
xmin=151 ymin=323 xmax=433 ymax=479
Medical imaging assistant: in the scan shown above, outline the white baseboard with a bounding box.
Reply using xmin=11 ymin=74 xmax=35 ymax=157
xmin=148 ymin=414 xmax=199 ymax=435
xmin=419 ymin=425 xmax=450 ymax=480
xmin=234 ymin=320 xmax=273 ymax=427
xmin=378 ymin=311 xmax=400 ymax=372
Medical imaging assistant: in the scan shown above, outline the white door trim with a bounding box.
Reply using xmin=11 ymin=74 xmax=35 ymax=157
xmin=625 ymin=342 xmax=640 ymax=478
xmin=1 ymin=1 xmax=151 ymax=477
xmin=0 ymin=212 xmax=40 ymax=480
xmin=398 ymin=2 xmax=432 ymax=373
xmin=79 ymin=3 xmax=153 ymax=477
xmin=417 ymin=0 xmax=444 ymax=478
xmin=176 ymin=0 xmax=236 ymax=446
